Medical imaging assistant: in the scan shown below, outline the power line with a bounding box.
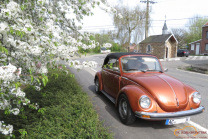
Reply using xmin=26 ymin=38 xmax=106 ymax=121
xmin=151 ymin=16 xmax=208 ymax=21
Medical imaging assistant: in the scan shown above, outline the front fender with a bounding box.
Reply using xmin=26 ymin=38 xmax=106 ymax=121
xmin=184 ymin=84 xmax=201 ymax=109
xmin=94 ymin=71 xmax=103 ymax=91
xmin=116 ymin=85 xmax=157 ymax=113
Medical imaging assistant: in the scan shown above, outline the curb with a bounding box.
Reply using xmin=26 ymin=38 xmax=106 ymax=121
xmin=176 ymin=68 xmax=208 ymax=77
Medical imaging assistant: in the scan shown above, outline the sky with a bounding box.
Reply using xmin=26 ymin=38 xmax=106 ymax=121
xmin=81 ymin=0 xmax=208 ymax=42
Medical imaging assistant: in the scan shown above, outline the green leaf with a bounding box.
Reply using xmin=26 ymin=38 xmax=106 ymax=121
xmin=15 ymin=82 xmax=21 ymax=89
xmin=21 ymin=5 xmax=25 ymax=11
xmin=0 ymin=46 xmax=8 ymax=55
xmin=30 ymin=75 xmax=34 ymax=83
xmin=42 ymin=77 xmax=46 ymax=87
xmin=27 ymin=27 xmax=31 ymax=31
xmin=5 ymin=12 xmax=9 ymax=16
xmin=54 ymin=42 xmax=58 ymax=46
xmin=4 ymin=109 xmax=11 ymax=115
xmin=52 ymin=73 xmax=59 ymax=79
xmin=38 ymin=108 xmax=46 ymax=115
xmin=39 ymin=17 xmax=43 ymax=22
xmin=70 ymin=74 xmax=74 ymax=78
xmin=9 ymin=27 xmax=14 ymax=34
xmin=19 ymin=129 xmax=27 ymax=138
xmin=36 ymin=78 xmax=40 ymax=84
xmin=49 ymin=33 xmax=53 ymax=39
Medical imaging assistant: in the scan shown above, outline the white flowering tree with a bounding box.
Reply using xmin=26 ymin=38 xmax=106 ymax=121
xmin=0 ymin=0 xmax=121 ymax=136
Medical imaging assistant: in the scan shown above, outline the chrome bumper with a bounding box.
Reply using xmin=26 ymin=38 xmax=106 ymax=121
xmin=135 ymin=106 xmax=205 ymax=120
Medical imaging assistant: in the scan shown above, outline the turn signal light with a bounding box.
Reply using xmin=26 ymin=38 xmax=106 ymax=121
xmin=142 ymin=115 xmax=150 ymax=118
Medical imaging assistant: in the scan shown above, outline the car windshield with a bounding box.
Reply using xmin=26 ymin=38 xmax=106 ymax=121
xmin=101 ymin=47 xmax=106 ymax=50
xmin=121 ymin=56 xmax=162 ymax=72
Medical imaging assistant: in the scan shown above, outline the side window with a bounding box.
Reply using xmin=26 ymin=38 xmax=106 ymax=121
xmin=191 ymin=44 xmax=194 ymax=50
xmin=104 ymin=59 xmax=120 ymax=71
xmin=206 ymin=31 xmax=208 ymax=39
xmin=206 ymin=44 xmax=208 ymax=51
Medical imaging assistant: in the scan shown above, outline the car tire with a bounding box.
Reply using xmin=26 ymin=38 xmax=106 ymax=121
xmin=95 ymin=78 xmax=100 ymax=93
xmin=118 ymin=94 xmax=136 ymax=125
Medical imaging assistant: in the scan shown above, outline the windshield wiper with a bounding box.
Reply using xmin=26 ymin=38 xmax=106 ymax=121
xmin=140 ymin=70 xmax=146 ymax=73
xmin=125 ymin=69 xmax=138 ymax=71
xmin=144 ymin=69 xmax=163 ymax=73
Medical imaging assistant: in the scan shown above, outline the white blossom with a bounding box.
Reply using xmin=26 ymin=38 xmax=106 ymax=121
xmin=9 ymin=108 xmax=20 ymax=115
xmin=0 ymin=63 xmax=17 ymax=82
xmin=103 ymin=43 xmax=112 ymax=48
xmin=0 ymin=122 xmax=13 ymax=135
xmin=0 ymin=0 xmax=118 ymax=136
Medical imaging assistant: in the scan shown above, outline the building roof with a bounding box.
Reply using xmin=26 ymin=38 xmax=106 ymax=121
xmin=189 ymin=39 xmax=202 ymax=44
xmin=103 ymin=52 xmax=152 ymax=65
xmin=162 ymin=21 xmax=168 ymax=30
xmin=139 ymin=34 xmax=173 ymax=44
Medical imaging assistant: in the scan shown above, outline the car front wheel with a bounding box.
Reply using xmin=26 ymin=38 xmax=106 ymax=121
xmin=118 ymin=94 xmax=136 ymax=125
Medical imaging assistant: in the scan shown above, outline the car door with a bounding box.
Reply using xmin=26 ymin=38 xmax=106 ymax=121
xmin=102 ymin=59 xmax=120 ymax=98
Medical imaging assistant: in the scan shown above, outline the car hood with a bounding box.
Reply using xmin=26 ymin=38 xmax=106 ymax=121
xmin=124 ymin=73 xmax=189 ymax=112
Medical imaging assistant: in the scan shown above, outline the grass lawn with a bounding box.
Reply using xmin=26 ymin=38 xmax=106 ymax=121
xmin=0 ymin=68 xmax=113 ymax=138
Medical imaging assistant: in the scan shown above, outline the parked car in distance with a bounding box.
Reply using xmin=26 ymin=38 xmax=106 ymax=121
xmin=94 ymin=53 xmax=204 ymax=125
xmin=177 ymin=49 xmax=189 ymax=57
xmin=101 ymin=47 xmax=111 ymax=54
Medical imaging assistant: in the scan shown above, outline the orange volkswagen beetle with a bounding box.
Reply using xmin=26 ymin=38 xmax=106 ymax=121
xmin=94 ymin=53 xmax=204 ymax=125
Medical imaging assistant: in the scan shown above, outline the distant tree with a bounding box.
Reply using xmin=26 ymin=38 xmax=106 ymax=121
xmin=113 ymin=6 xmax=146 ymax=46
xmin=185 ymin=16 xmax=208 ymax=44
xmin=94 ymin=32 xmax=114 ymax=46
xmin=171 ymin=28 xmax=187 ymax=48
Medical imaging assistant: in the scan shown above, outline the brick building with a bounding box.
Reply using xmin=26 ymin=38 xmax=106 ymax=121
xmin=189 ymin=22 xmax=208 ymax=55
xmin=139 ymin=21 xmax=178 ymax=59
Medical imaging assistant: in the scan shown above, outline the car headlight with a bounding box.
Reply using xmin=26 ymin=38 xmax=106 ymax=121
xmin=192 ymin=92 xmax=201 ymax=104
xmin=139 ymin=96 xmax=151 ymax=109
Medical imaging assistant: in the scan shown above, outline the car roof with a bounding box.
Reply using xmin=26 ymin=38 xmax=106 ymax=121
xmin=103 ymin=52 xmax=152 ymax=65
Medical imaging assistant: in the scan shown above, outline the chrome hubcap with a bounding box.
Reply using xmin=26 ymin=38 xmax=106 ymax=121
xmin=119 ymin=98 xmax=128 ymax=119
xmin=95 ymin=79 xmax=99 ymax=92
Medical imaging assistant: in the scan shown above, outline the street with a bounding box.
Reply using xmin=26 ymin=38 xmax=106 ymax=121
xmin=68 ymin=54 xmax=208 ymax=139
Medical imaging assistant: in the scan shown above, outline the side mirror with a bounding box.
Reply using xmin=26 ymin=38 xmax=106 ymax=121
xmin=112 ymin=67 xmax=119 ymax=71
xmin=164 ymin=68 xmax=168 ymax=72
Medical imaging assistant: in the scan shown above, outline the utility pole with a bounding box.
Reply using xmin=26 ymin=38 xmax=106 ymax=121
xmin=140 ymin=0 xmax=157 ymax=39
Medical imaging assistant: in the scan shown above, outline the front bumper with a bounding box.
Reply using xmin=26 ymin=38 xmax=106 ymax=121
xmin=135 ymin=106 xmax=205 ymax=120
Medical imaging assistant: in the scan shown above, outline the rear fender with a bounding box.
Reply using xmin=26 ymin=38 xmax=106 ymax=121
xmin=94 ymin=71 xmax=103 ymax=91
xmin=116 ymin=85 xmax=157 ymax=113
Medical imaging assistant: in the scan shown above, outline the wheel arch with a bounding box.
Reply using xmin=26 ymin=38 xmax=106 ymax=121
xmin=94 ymin=71 xmax=103 ymax=91
xmin=116 ymin=85 xmax=157 ymax=113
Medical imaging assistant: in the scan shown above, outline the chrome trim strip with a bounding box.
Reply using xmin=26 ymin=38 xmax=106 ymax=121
xmin=121 ymin=76 xmax=139 ymax=85
xmin=102 ymin=69 xmax=120 ymax=77
xmin=101 ymin=90 xmax=116 ymax=104
xmin=135 ymin=106 xmax=205 ymax=120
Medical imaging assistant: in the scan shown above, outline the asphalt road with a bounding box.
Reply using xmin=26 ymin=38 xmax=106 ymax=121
xmin=67 ymin=54 xmax=208 ymax=139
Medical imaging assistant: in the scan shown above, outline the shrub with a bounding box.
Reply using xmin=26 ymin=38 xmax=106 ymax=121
xmin=0 ymin=69 xmax=113 ymax=138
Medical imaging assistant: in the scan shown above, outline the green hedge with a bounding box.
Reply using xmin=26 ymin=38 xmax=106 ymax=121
xmin=0 ymin=69 xmax=113 ymax=139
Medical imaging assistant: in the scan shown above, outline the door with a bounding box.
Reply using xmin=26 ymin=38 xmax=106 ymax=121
xmin=196 ymin=44 xmax=200 ymax=55
xmin=102 ymin=59 xmax=120 ymax=97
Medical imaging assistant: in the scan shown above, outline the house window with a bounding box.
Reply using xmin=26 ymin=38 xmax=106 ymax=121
xmin=191 ymin=44 xmax=194 ymax=50
xmin=146 ymin=45 xmax=151 ymax=53
xmin=206 ymin=44 xmax=208 ymax=51
xmin=206 ymin=31 xmax=208 ymax=39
